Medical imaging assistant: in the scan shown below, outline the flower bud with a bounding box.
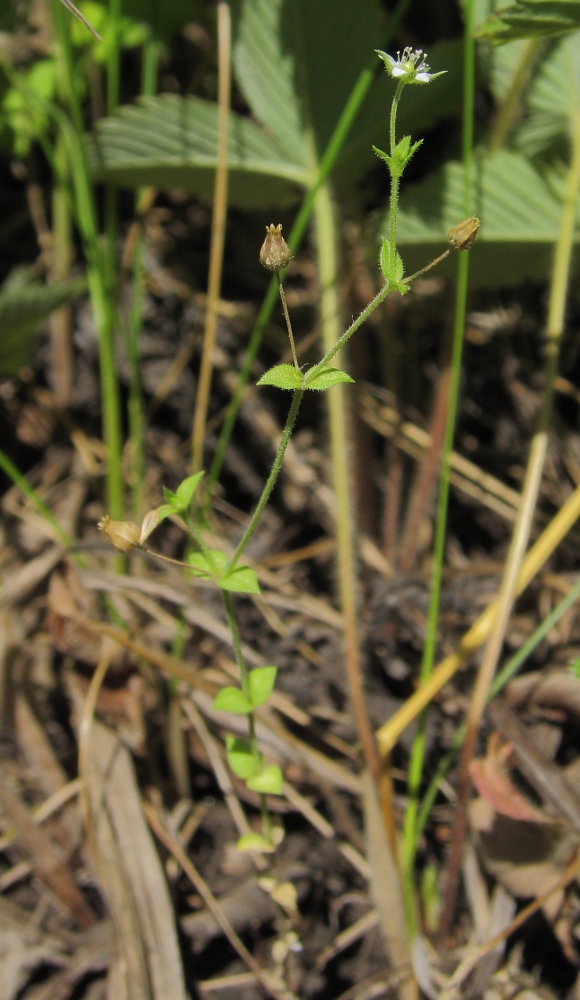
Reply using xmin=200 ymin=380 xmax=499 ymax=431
xmin=98 ymin=515 xmax=141 ymax=553
xmin=447 ymin=216 xmax=480 ymax=250
xmin=259 ymin=224 xmax=291 ymax=272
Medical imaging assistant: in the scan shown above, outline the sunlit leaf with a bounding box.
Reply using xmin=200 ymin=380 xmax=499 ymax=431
xmin=248 ymin=666 xmax=277 ymax=707
xmin=225 ymin=737 xmax=261 ymax=780
xmin=257 ymin=364 xmax=303 ymax=390
xmin=303 ymin=367 xmax=355 ymax=391
xmin=247 ymin=764 xmax=284 ymax=795
xmin=213 ymin=687 xmax=253 ymax=714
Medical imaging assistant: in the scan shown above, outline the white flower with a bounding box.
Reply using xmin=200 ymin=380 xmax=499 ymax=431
xmin=376 ymin=47 xmax=445 ymax=85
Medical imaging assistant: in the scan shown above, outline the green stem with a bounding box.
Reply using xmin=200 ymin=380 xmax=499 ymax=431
xmin=388 ymin=81 xmax=404 ymax=273
xmin=228 ymin=390 xmax=304 ymax=571
xmin=309 ymin=283 xmax=392 ymax=377
xmin=206 ymin=0 xmax=412 ymax=496
xmin=415 ymin=575 xmax=580 ymax=842
xmin=50 ymin=2 xmax=124 ymax=522
xmin=401 ymin=3 xmax=476 ymax=938
xmin=222 ymin=592 xmax=271 ymax=841
xmin=0 ymin=448 xmax=71 ymax=546
xmin=126 ymin=39 xmax=160 ymax=518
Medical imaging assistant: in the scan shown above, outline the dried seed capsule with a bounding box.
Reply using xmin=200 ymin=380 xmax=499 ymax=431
xmin=447 ymin=216 xmax=480 ymax=250
xmin=259 ymin=223 xmax=292 ymax=272
xmin=98 ymin=515 xmax=141 ymax=553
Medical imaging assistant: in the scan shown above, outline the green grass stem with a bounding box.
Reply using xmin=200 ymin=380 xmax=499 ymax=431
xmin=401 ymin=0 xmax=476 ymax=937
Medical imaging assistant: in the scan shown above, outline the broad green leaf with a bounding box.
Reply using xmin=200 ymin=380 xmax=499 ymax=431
xmin=89 ymin=96 xmax=308 ymax=209
xmin=393 ymin=149 xmax=580 ymax=287
xmin=514 ymin=32 xmax=580 ymax=157
xmin=303 ymin=367 xmax=355 ymax=391
xmin=475 ymin=0 xmax=580 ymax=41
xmin=248 ymin=666 xmax=277 ymax=707
xmin=213 ymin=687 xmax=253 ymax=714
xmin=225 ymin=736 xmax=261 ymax=780
xmin=257 ymin=364 xmax=303 ymax=390
xmin=247 ymin=764 xmax=284 ymax=795
xmin=175 ymin=472 xmax=204 ymax=510
xmin=237 ymin=833 xmax=275 ymax=853
xmin=219 ymin=564 xmax=261 ymax=595
xmin=231 ymin=0 xmax=391 ymax=191
xmin=0 ymin=272 xmax=86 ymax=375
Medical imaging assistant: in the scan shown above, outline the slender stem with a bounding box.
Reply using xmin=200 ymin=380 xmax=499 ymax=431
xmin=50 ymin=2 xmax=124 ymax=522
xmin=377 ymin=482 xmax=580 ymax=757
xmin=126 ymin=41 xmax=160 ymax=518
xmin=402 ymin=4 xmax=476 ymax=938
xmin=277 ymin=275 xmax=299 ymax=370
xmin=416 ymin=575 xmax=580 ymax=841
xmin=0 ymin=448 xmax=71 ymax=546
xmin=388 ymin=82 xmax=404 ymax=274
xmin=439 ymin=108 xmax=580 ymax=937
xmin=309 ymin=282 xmax=392 ymax=377
xmin=206 ymin=0 xmax=412 ymax=495
xmin=228 ymin=390 xmax=304 ymax=570
xmin=192 ymin=1 xmax=231 ymax=474
xmin=222 ymin=592 xmax=272 ymax=841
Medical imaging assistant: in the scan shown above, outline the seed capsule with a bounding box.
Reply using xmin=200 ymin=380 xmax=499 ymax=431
xmin=98 ymin=515 xmax=141 ymax=553
xmin=259 ymin=223 xmax=292 ymax=272
xmin=448 ymin=216 xmax=480 ymax=250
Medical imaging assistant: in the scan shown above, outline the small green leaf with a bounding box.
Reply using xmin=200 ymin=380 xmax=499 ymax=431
xmin=219 ymin=564 xmax=261 ymax=594
xmin=373 ymin=145 xmax=394 ymax=171
xmin=569 ymin=657 xmax=580 ymax=679
xmin=226 ymin=736 xmax=262 ymax=779
xmin=187 ymin=549 xmax=227 ymax=578
xmin=247 ymin=764 xmax=284 ymax=795
xmin=257 ymin=364 xmax=303 ymax=390
xmin=303 ymin=367 xmax=355 ymax=391
xmin=162 ymin=487 xmax=179 ymax=509
xmin=379 ymin=237 xmax=394 ymax=281
xmin=237 ymin=832 xmax=275 ymax=853
xmin=248 ymin=666 xmax=277 ymax=707
xmin=213 ymin=687 xmax=253 ymax=714
xmin=175 ymin=472 xmax=204 ymax=510
xmin=393 ymin=250 xmax=405 ymax=284
xmin=156 ymin=503 xmax=174 ymax=523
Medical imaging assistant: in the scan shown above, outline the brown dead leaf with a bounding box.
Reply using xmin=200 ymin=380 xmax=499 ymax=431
xmin=46 ymin=563 xmax=104 ymax=665
xmin=506 ymin=669 xmax=580 ymax=719
xmin=469 ymin=736 xmax=549 ymax=823
xmin=470 ymin=799 xmax=578 ymax=921
xmin=86 ymin=721 xmax=188 ymax=1000
xmin=0 ymin=778 xmax=94 ymax=928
